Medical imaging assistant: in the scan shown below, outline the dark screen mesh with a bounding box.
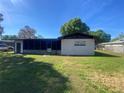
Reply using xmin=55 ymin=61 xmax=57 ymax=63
xmin=23 ymin=39 xmax=61 ymax=50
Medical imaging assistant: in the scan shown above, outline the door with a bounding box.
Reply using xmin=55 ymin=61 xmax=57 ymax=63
xmin=47 ymin=40 xmax=52 ymax=53
xmin=16 ymin=43 xmax=21 ymax=53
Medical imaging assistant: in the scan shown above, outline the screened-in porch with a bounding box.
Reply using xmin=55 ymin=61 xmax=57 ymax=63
xmin=15 ymin=39 xmax=61 ymax=54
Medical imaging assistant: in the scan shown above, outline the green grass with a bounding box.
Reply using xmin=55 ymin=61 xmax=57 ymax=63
xmin=0 ymin=51 xmax=124 ymax=93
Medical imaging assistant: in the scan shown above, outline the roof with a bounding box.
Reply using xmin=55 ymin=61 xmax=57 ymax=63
xmin=0 ymin=40 xmax=14 ymax=43
xmin=99 ymin=40 xmax=124 ymax=45
xmin=14 ymin=33 xmax=95 ymax=41
xmin=119 ymin=37 xmax=124 ymax=41
xmin=58 ymin=33 xmax=94 ymax=39
xmin=14 ymin=38 xmax=59 ymax=41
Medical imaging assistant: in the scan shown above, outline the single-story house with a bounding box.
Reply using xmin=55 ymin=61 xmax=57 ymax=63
xmin=14 ymin=33 xmax=95 ymax=55
xmin=97 ymin=39 xmax=124 ymax=54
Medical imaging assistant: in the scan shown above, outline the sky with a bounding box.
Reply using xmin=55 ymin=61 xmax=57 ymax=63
xmin=0 ymin=0 xmax=124 ymax=38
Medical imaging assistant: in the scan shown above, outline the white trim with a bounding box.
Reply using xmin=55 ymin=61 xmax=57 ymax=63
xmin=15 ymin=41 xmax=23 ymax=53
xmin=21 ymin=41 xmax=23 ymax=53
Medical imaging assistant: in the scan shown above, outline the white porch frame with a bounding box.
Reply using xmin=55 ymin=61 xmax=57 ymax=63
xmin=15 ymin=41 xmax=23 ymax=53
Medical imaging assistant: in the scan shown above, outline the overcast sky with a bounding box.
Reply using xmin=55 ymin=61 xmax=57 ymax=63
xmin=0 ymin=0 xmax=124 ymax=38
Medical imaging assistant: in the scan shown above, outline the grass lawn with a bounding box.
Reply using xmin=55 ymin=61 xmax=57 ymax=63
xmin=0 ymin=51 xmax=124 ymax=93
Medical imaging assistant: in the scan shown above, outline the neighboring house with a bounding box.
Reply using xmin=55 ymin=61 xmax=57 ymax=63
xmin=97 ymin=39 xmax=124 ymax=54
xmin=14 ymin=33 xmax=95 ymax=55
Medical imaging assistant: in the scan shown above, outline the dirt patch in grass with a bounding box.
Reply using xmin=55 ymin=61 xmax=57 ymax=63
xmin=89 ymin=72 xmax=124 ymax=93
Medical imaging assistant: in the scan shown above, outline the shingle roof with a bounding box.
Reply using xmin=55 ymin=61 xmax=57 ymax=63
xmin=58 ymin=33 xmax=94 ymax=39
xmin=99 ymin=39 xmax=124 ymax=45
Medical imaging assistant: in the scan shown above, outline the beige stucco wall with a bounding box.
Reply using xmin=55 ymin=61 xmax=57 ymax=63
xmin=105 ymin=44 xmax=124 ymax=53
xmin=61 ymin=39 xmax=95 ymax=55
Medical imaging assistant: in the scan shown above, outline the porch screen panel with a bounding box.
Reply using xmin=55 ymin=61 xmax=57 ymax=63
xmin=23 ymin=40 xmax=31 ymax=49
xmin=41 ymin=40 xmax=47 ymax=50
xmin=34 ymin=40 xmax=41 ymax=50
xmin=56 ymin=40 xmax=61 ymax=50
xmin=52 ymin=40 xmax=57 ymax=50
xmin=23 ymin=39 xmax=41 ymax=50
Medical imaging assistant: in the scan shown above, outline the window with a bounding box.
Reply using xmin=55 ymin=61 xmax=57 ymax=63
xmin=74 ymin=41 xmax=86 ymax=46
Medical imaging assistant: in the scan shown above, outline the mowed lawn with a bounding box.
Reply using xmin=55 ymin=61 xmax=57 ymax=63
xmin=0 ymin=51 xmax=124 ymax=93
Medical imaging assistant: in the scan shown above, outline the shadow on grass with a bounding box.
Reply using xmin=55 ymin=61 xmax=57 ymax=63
xmin=56 ymin=51 xmax=120 ymax=57
xmin=94 ymin=51 xmax=120 ymax=57
xmin=9 ymin=50 xmax=119 ymax=58
xmin=0 ymin=54 xmax=69 ymax=93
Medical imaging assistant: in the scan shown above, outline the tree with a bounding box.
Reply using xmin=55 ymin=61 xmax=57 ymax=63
xmin=111 ymin=32 xmax=124 ymax=41
xmin=35 ymin=35 xmax=43 ymax=39
xmin=0 ymin=13 xmax=4 ymax=40
xmin=18 ymin=26 xmax=36 ymax=39
xmin=60 ymin=18 xmax=90 ymax=36
xmin=2 ymin=35 xmax=18 ymax=40
xmin=89 ymin=29 xmax=111 ymax=44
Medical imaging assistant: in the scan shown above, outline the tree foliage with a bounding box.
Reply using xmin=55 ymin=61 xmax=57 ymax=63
xmin=2 ymin=35 xmax=18 ymax=40
xmin=60 ymin=18 xmax=111 ymax=44
xmin=35 ymin=35 xmax=43 ymax=39
xmin=0 ymin=13 xmax=4 ymax=39
xmin=89 ymin=29 xmax=111 ymax=44
xmin=18 ymin=26 xmax=36 ymax=39
xmin=60 ymin=18 xmax=90 ymax=36
xmin=0 ymin=13 xmax=3 ymax=22
xmin=111 ymin=32 xmax=124 ymax=41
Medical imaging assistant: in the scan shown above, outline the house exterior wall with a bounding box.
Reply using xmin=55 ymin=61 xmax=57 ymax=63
xmin=15 ymin=38 xmax=95 ymax=55
xmin=104 ymin=44 xmax=124 ymax=54
xmin=61 ymin=39 xmax=95 ymax=55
